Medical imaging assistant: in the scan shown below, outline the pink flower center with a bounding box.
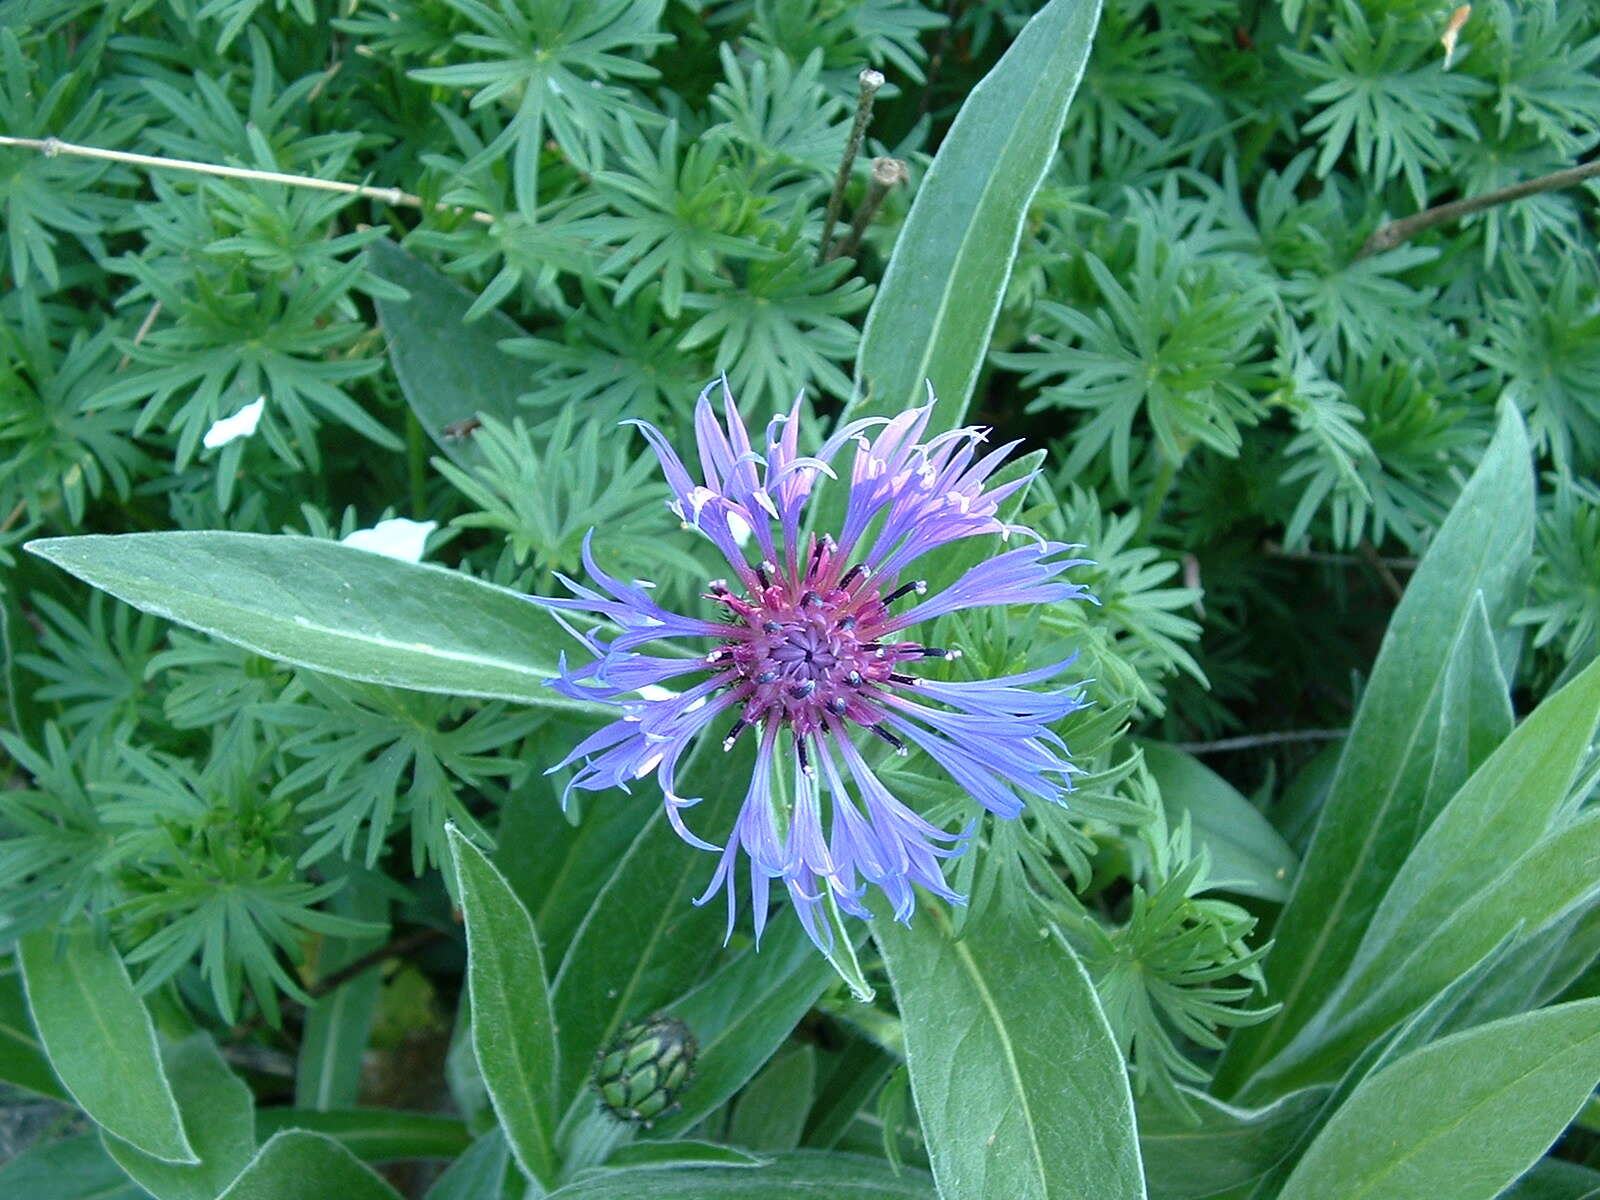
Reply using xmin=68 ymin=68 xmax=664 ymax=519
xmin=705 ymin=538 xmax=952 ymax=752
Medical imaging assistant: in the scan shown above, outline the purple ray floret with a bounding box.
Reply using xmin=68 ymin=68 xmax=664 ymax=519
xmin=538 ymin=379 xmax=1094 ymax=952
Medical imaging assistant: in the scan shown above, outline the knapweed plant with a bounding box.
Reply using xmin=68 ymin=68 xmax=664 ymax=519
xmin=543 ymin=384 xmax=1092 ymax=971
xmin=4 ymin=1 xmax=1600 ymax=1198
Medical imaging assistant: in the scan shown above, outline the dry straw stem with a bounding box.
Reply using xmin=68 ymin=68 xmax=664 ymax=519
xmin=1358 ymin=157 xmax=1600 ymax=258
xmin=829 ymin=156 xmax=909 ymax=261
xmin=0 ymin=135 xmax=495 ymax=225
xmin=819 ymin=68 xmax=887 ymax=264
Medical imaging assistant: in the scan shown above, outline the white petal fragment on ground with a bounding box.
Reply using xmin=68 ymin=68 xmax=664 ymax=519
xmin=202 ymin=397 xmax=266 ymax=449
xmin=340 ymin=518 xmax=438 ymax=563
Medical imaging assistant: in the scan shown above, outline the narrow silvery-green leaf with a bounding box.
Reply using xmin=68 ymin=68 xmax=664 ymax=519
xmin=729 ymin=1046 xmax=817 ymax=1152
xmin=1352 ymin=654 xmax=1600 ymax=972
xmin=0 ymin=966 xmax=64 ymax=1099
xmin=1499 ymin=1159 xmax=1600 ymax=1199
xmin=646 ymin=917 xmax=838 ymax=1140
xmin=1215 ymin=403 xmax=1534 ymax=1096
xmin=448 ymin=825 xmax=561 ymax=1187
xmin=367 ymin=237 xmax=535 ymax=469
xmin=605 ymin=1141 xmax=765 ymax=1170
xmin=1240 ymin=929 xmax=1526 ymax=1200
xmin=18 ymin=925 xmax=196 ymax=1164
xmin=496 ymin=784 xmax=655 ymax=970
xmin=546 ymin=1151 xmax=935 ymax=1199
xmin=1412 ymin=592 xmax=1513 ymax=839
xmin=253 ymin=1108 xmax=471 ymax=1163
xmin=853 ymin=0 xmax=1103 ymax=431
xmin=804 ymin=1041 xmax=898 ymax=1150
xmin=0 ymin=1134 xmax=144 ymax=1200
xmin=1251 ymin=657 xmax=1600 ymax=1093
xmin=25 ymin=532 xmax=603 ymax=714
xmin=104 ymin=1034 xmax=255 ymax=1200
xmin=551 ymin=783 xmax=739 ymax=1112
xmin=296 ymin=879 xmax=389 ymax=1111
xmin=1279 ymin=998 xmax=1600 ymax=1199
xmin=424 ymin=1131 xmax=511 ymax=1200
xmin=295 ymin=963 xmax=382 ymax=1113
xmin=1140 ymin=742 xmax=1298 ymax=903
xmin=1137 ymin=1086 xmax=1328 ymax=1200
xmin=1264 ymin=807 xmax=1600 ymax=1093
xmin=874 ymin=903 xmax=1145 ymax=1200
xmin=218 ymin=1131 xmax=403 ymax=1200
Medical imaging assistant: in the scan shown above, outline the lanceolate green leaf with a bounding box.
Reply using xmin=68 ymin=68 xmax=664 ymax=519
xmin=852 ymin=0 xmax=1103 ymax=431
xmin=1137 ymin=1086 xmax=1329 ymax=1200
xmin=218 ymin=1131 xmax=403 ymax=1200
xmin=103 ymin=1035 xmax=256 ymax=1200
xmin=1266 ymin=808 xmax=1600 ymax=1092
xmin=1412 ymin=592 xmax=1513 ymax=840
xmin=252 ymin=1108 xmax=472 ymax=1163
xmin=1240 ymin=929 xmax=1526 ymax=1200
xmin=0 ymin=1135 xmax=145 ymax=1200
xmin=605 ymin=1141 xmax=764 ymax=1170
xmin=18 ymin=925 xmax=196 ymax=1165
xmin=495 ymin=782 xmax=656 ymax=969
xmin=296 ymin=877 xmax=389 ymax=1111
xmin=550 ymin=773 xmax=743 ymax=1114
xmin=647 ymin=918 xmax=839 ymax=1139
xmin=423 ymin=1131 xmax=510 ymax=1200
xmin=1140 ymin=742 xmax=1298 ymax=903
xmin=1214 ymin=403 xmax=1534 ymax=1096
xmin=546 ymin=1151 xmax=935 ymax=1199
xmin=447 ymin=826 xmax=560 ymax=1188
xmin=25 ymin=533 xmax=604 ymax=715
xmin=367 ymin=237 xmax=534 ymax=470
xmin=1278 ymin=999 xmax=1600 ymax=1200
xmin=1352 ymin=654 xmax=1600 ymax=967
xmin=874 ymin=903 xmax=1145 ymax=1200
xmin=0 ymin=966 xmax=64 ymax=1100
xmin=1250 ymin=656 xmax=1600 ymax=1093
xmin=728 ymin=1046 xmax=816 ymax=1151
xmin=1499 ymin=1159 xmax=1600 ymax=1199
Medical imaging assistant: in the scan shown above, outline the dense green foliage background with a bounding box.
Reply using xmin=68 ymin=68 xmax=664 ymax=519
xmin=3 ymin=0 xmax=1600 ymax=1196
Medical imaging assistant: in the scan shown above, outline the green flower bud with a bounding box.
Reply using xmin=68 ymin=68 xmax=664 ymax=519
xmin=593 ymin=1013 xmax=697 ymax=1126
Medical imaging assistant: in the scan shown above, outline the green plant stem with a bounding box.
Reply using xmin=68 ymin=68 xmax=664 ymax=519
xmin=1136 ymin=454 xmax=1180 ymax=542
xmin=1170 ymin=729 xmax=1347 ymax=754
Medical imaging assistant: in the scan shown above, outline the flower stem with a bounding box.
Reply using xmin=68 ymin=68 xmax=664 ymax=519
xmin=1136 ymin=453 xmax=1180 ymax=542
xmin=818 ymin=69 xmax=886 ymax=265
xmin=827 ymin=157 xmax=908 ymax=261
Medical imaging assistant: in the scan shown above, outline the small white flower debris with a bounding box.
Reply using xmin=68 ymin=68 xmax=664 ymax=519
xmin=727 ymin=509 xmax=754 ymax=549
xmin=202 ymin=396 xmax=265 ymax=449
xmin=1440 ymin=5 xmax=1470 ymax=68
xmin=340 ymin=518 xmax=437 ymax=563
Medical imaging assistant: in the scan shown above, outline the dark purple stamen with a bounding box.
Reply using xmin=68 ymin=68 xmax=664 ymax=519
xmin=882 ymin=580 xmax=926 ymax=605
xmin=870 ymin=726 xmax=908 ymax=755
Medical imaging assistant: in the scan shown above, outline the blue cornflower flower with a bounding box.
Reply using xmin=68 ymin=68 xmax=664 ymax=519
xmin=539 ymin=379 xmax=1093 ymax=951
